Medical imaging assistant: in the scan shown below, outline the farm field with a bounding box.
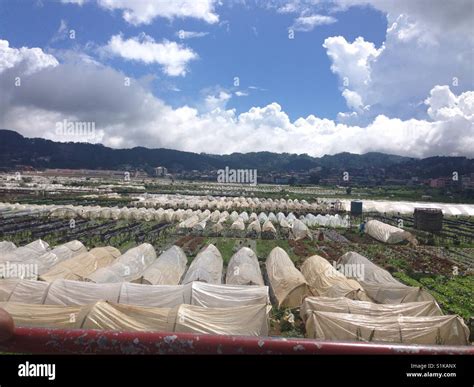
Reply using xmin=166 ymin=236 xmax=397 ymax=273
xmin=1 ymin=207 xmax=472 ymax=339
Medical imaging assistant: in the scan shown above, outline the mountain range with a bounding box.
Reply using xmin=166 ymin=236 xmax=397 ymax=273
xmin=1 ymin=129 xmax=473 ymax=179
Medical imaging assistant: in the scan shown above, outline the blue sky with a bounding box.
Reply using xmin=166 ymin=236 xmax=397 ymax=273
xmin=0 ymin=0 xmax=472 ymax=157
xmin=0 ymin=0 xmax=387 ymax=120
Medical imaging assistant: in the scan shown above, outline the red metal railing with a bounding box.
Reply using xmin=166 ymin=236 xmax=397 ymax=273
xmin=1 ymin=327 xmax=472 ymax=355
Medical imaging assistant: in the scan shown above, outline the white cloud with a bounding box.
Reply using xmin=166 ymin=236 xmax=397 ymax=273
xmin=323 ymin=36 xmax=383 ymax=91
xmin=176 ymin=30 xmax=209 ymax=40
xmin=323 ymin=1 xmax=473 ymax=122
xmin=425 ymin=85 xmax=474 ymax=122
xmin=104 ymin=34 xmax=197 ymax=76
xmin=342 ymin=89 xmax=366 ymax=112
xmin=291 ymin=14 xmax=337 ymax=31
xmin=51 ymin=19 xmax=69 ymax=43
xmin=63 ymin=0 xmax=219 ymax=25
xmin=235 ymin=91 xmax=248 ymax=97
xmin=205 ymin=91 xmax=232 ymax=111
xmin=1 ymin=39 xmax=473 ymax=158
xmin=0 ymin=39 xmax=58 ymax=75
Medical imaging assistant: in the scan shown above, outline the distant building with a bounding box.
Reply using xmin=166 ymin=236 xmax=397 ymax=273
xmin=461 ymin=173 xmax=474 ymax=190
xmin=154 ymin=166 xmax=168 ymax=177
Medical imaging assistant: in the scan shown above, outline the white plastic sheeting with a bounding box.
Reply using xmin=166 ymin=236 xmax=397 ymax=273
xmin=1 ymin=301 xmax=269 ymax=336
xmin=0 ymin=302 xmax=82 ymax=329
xmin=300 ymin=297 xmax=443 ymax=322
xmin=190 ymin=282 xmax=269 ymax=308
xmin=182 ymin=244 xmax=223 ymax=285
xmin=365 ymin=220 xmax=410 ymax=244
xmin=290 ymin=219 xmax=313 ymax=240
xmin=247 ymin=219 xmax=261 ymax=233
xmin=39 ymin=246 xmax=120 ymax=282
xmin=23 ymin=241 xmax=87 ymax=278
xmin=304 ymin=214 xmax=349 ymax=228
xmin=0 ymin=279 xmax=269 ymax=310
xmin=265 ymin=247 xmax=308 ymax=308
xmin=0 ymin=241 xmax=16 ymax=254
xmin=0 ymin=239 xmax=49 ymax=264
xmin=172 ymin=303 xmax=269 ymax=336
xmin=226 ymin=247 xmax=264 ymax=286
xmin=230 ymin=218 xmax=245 ymax=231
xmin=86 ymin=243 xmax=157 ymax=283
xmin=339 ymin=252 xmax=436 ymax=304
xmin=5 ymin=197 xmax=472 ymax=219
xmin=305 ymin=311 xmax=470 ymax=345
xmin=119 ymin=282 xmax=191 ymax=307
xmin=0 ymin=279 xmax=49 ymax=304
xmin=262 ymin=220 xmax=277 ymax=235
xmin=338 ymin=199 xmax=474 ymax=216
xmin=178 ymin=215 xmax=199 ymax=229
xmin=211 ymin=222 xmax=224 ymax=233
xmin=141 ymin=246 xmax=188 ymax=285
xmin=301 ymin=255 xmax=369 ymax=301
xmin=44 ymin=279 xmax=122 ymax=305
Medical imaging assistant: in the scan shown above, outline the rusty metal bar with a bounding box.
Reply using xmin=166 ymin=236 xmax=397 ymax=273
xmin=1 ymin=327 xmax=472 ymax=355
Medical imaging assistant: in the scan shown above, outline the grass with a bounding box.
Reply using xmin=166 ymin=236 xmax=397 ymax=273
xmin=204 ymin=237 xmax=237 ymax=264
xmin=256 ymin=239 xmax=297 ymax=262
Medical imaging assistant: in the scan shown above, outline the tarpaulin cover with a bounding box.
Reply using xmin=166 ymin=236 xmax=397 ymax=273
xmin=339 ymin=252 xmax=435 ymax=304
xmin=79 ymin=301 xmax=172 ymax=332
xmin=290 ymin=219 xmax=313 ymax=240
xmin=0 ymin=241 xmax=16 ymax=254
xmin=262 ymin=220 xmax=276 ymax=234
xmin=0 ymin=279 xmax=268 ymax=310
xmin=119 ymin=282 xmax=191 ymax=307
xmin=39 ymin=246 xmax=120 ymax=282
xmin=0 ymin=279 xmax=49 ymax=304
xmin=211 ymin=222 xmax=224 ymax=233
xmin=258 ymin=213 xmax=268 ymax=223
xmin=300 ymin=255 xmax=369 ymax=301
xmin=365 ymin=220 xmax=410 ymax=244
xmin=0 ymin=302 xmax=81 ymax=329
xmin=226 ymin=247 xmax=264 ymax=286
xmin=300 ymin=297 xmax=443 ymax=322
xmin=178 ymin=215 xmax=199 ymax=229
xmin=0 ymin=239 xmax=49 ymax=264
xmin=141 ymin=246 xmax=188 ymax=285
xmin=182 ymin=244 xmax=223 ymax=285
xmin=44 ymin=279 xmax=122 ymax=305
xmin=230 ymin=218 xmax=245 ymax=231
xmin=305 ymin=311 xmax=470 ymax=345
xmin=24 ymin=241 xmax=87 ymax=278
xmin=338 ymin=199 xmax=474 ymax=216
xmin=193 ymin=220 xmax=207 ymax=231
xmin=247 ymin=219 xmax=261 ymax=233
xmin=1 ymin=301 xmax=269 ymax=336
xmin=172 ymin=303 xmax=269 ymax=336
xmin=265 ymin=247 xmax=308 ymax=308
xmin=190 ymin=281 xmax=269 ymax=308
xmin=86 ymin=244 xmax=156 ymax=283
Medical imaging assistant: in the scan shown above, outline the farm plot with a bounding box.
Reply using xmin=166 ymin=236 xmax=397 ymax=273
xmin=0 ymin=215 xmax=171 ymax=254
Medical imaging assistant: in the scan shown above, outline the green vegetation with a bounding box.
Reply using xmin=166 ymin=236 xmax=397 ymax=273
xmin=204 ymin=237 xmax=237 ymax=264
xmin=394 ymin=272 xmax=473 ymax=320
xmin=256 ymin=239 xmax=296 ymax=261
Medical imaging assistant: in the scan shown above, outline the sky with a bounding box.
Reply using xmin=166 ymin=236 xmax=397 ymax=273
xmin=0 ymin=0 xmax=473 ymax=158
